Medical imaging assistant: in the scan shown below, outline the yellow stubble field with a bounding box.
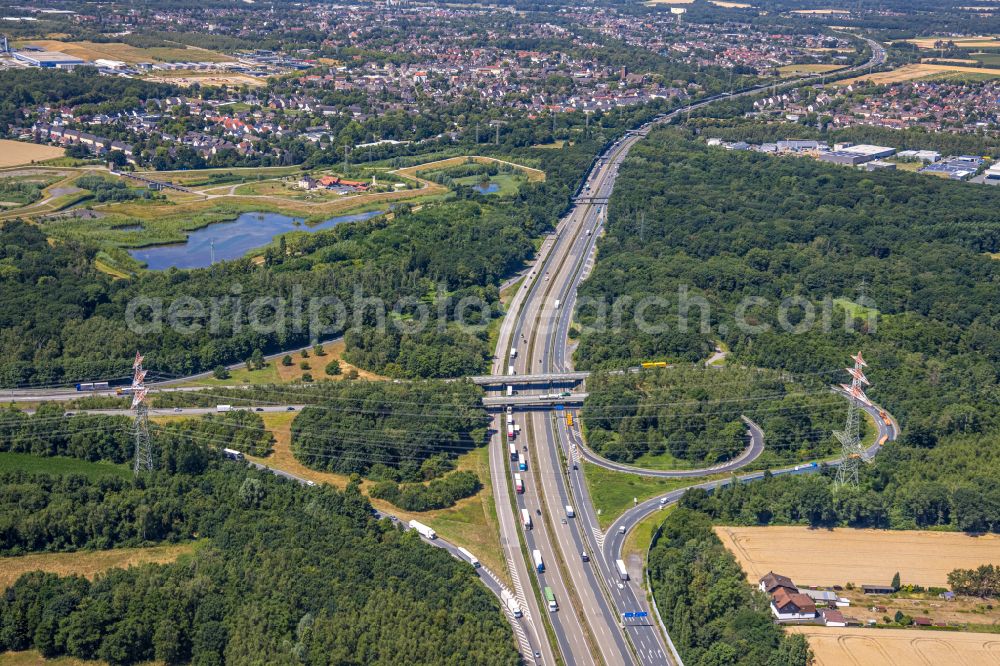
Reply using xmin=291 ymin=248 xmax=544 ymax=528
xmin=715 ymin=525 xmax=1000 ymax=588
xmin=0 ymin=140 xmax=65 ymax=167
xmin=787 ymin=626 xmax=1000 ymax=666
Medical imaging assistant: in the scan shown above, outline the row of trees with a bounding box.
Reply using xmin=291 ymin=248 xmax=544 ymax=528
xmin=948 ymin=565 xmax=1000 ymax=598
xmin=680 ymin=456 xmax=1000 ymax=533
xmin=648 ymin=508 xmax=811 ymax=666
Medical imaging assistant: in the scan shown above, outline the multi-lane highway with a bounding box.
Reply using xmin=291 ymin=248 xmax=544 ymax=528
xmin=489 ymin=35 xmax=888 ymax=666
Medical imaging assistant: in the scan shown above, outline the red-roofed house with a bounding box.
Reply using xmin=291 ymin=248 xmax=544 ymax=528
xmin=770 ymin=589 xmax=817 ymax=621
xmin=759 ymin=572 xmax=797 ymax=596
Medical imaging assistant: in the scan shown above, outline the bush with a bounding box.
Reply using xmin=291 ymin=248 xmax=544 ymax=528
xmin=301 ymin=373 xmax=313 ymax=383
xmin=281 ymin=355 xmax=293 ymax=366
xmin=325 ymin=360 xmax=341 ymax=376
xmin=368 ymin=471 xmax=481 ymax=512
xmin=213 ymin=365 xmax=230 ymax=380
xmin=299 ymin=361 xmax=310 ymax=370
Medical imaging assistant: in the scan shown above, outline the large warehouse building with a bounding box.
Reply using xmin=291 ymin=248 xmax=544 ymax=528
xmin=13 ymin=50 xmax=85 ymax=68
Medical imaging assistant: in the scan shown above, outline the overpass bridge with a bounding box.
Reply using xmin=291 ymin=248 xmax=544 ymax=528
xmin=470 ymin=371 xmax=590 ymax=387
xmin=482 ymin=392 xmax=588 ymax=410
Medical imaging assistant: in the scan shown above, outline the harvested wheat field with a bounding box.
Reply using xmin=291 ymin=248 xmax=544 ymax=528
xmin=715 ymin=526 xmax=1000 ymax=588
xmin=0 ymin=140 xmax=65 ymax=167
xmin=908 ymin=35 xmax=1000 ymax=49
xmin=0 ymin=542 xmax=199 ymax=590
xmin=787 ymin=626 xmax=1000 ymax=666
xmin=839 ymin=63 xmax=1000 ymax=85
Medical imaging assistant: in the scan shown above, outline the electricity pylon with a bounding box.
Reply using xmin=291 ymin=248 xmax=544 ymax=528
xmin=131 ymin=351 xmax=153 ymax=474
xmin=834 ymin=351 xmax=872 ymax=488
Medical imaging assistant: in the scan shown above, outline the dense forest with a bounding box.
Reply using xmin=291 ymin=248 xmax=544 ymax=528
xmin=578 ymin=127 xmax=999 ymax=527
xmin=583 ymin=366 xmax=846 ymax=466
xmin=648 ymin=508 xmax=811 ymax=666
xmin=0 ymin=421 xmax=517 ymax=664
xmin=0 ymin=405 xmax=272 ymax=467
xmin=290 ymin=380 xmax=488 ymax=480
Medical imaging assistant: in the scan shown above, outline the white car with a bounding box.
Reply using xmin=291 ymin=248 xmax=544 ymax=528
xmin=659 ymin=497 xmax=668 ymax=506
xmin=618 ymin=526 xmax=626 ymax=535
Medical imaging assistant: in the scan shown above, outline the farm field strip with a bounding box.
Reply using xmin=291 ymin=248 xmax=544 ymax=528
xmin=715 ymin=526 xmax=1000 ymax=588
xmin=0 ymin=140 xmax=66 ymax=168
xmin=839 ymin=62 xmax=1000 ymax=85
xmin=0 ymin=542 xmax=199 ymax=591
xmin=787 ymin=626 xmax=1000 ymax=666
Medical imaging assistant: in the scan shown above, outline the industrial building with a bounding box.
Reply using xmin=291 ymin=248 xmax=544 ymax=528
xmin=13 ymin=50 xmax=85 ymax=68
xmin=819 ymin=151 xmax=870 ymax=166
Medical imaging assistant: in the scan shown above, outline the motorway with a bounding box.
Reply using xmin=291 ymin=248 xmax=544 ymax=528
xmin=488 ymin=35 xmax=888 ymax=666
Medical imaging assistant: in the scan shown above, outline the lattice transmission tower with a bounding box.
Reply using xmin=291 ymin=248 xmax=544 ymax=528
xmin=834 ymin=351 xmax=873 ymax=488
xmin=131 ymin=351 xmax=153 ymax=474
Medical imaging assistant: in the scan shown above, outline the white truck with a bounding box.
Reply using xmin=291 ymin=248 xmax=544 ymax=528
xmin=514 ymin=473 xmax=524 ymax=493
xmin=509 ymin=347 xmax=517 ymax=360
xmin=554 ymin=299 xmax=561 ymax=309
xmin=521 ymin=508 xmax=532 ymax=530
xmin=532 ymin=549 xmax=545 ymax=573
xmin=457 ymin=546 xmax=480 ymax=568
xmin=501 ymin=589 xmax=523 ymax=618
xmin=616 ymin=559 xmax=629 ymax=581
xmin=506 ymin=385 xmax=514 ymax=397
xmin=508 ymin=365 xmax=516 ymax=375
xmin=216 ymin=404 xmax=232 ymax=413
xmin=509 ymin=443 xmax=518 ymax=460
xmin=409 ymin=519 xmax=436 ymax=540
xmin=222 ymin=448 xmax=244 ymax=461
xmin=565 ymin=505 xmax=575 ymax=518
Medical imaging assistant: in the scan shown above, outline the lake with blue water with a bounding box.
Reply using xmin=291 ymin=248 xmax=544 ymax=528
xmin=130 ymin=209 xmax=384 ymax=270
xmin=472 ymin=182 xmax=500 ymax=194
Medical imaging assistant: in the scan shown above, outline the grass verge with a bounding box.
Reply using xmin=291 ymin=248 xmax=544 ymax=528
xmin=0 ymin=452 xmax=130 ymax=481
xmin=0 ymin=541 xmax=203 ymax=591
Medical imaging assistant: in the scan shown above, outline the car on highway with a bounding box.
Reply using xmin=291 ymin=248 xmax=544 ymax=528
xmin=618 ymin=526 xmax=626 ymax=535
xmin=173 ymin=407 xmax=183 ymax=413
xmin=255 ymin=407 xmax=264 ymax=412
xmin=581 ymin=551 xmax=589 ymax=562
xmin=64 ymin=412 xmax=74 ymax=417
xmin=659 ymin=497 xmax=668 ymax=506
xmin=561 ymin=518 xmax=567 ymax=524
xmin=287 ymin=406 xmax=296 ymax=411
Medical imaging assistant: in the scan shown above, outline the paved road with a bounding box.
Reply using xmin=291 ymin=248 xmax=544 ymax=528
xmin=571 ymin=417 xmax=765 ymax=479
xmin=50 ymin=405 xmax=303 ymax=417
xmin=603 ymin=397 xmax=901 ymax=639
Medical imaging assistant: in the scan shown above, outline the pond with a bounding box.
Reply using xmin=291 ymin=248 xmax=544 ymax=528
xmin=129 ymin=209 xmax=384 ymax=270
xmin=472 ymin=181 xmax=500 ymax=194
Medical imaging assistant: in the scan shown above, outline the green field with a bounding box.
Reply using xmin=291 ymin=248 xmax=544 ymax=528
xmin=971 ymin=52 xmax=1000 ymax=67
xmin=583 ymin=462 xmax=715 ymax=529
xmin=452 ymin=173 xmax=526 ymax=196
xmin=0 ymin=452 xmax=130 ymax=481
